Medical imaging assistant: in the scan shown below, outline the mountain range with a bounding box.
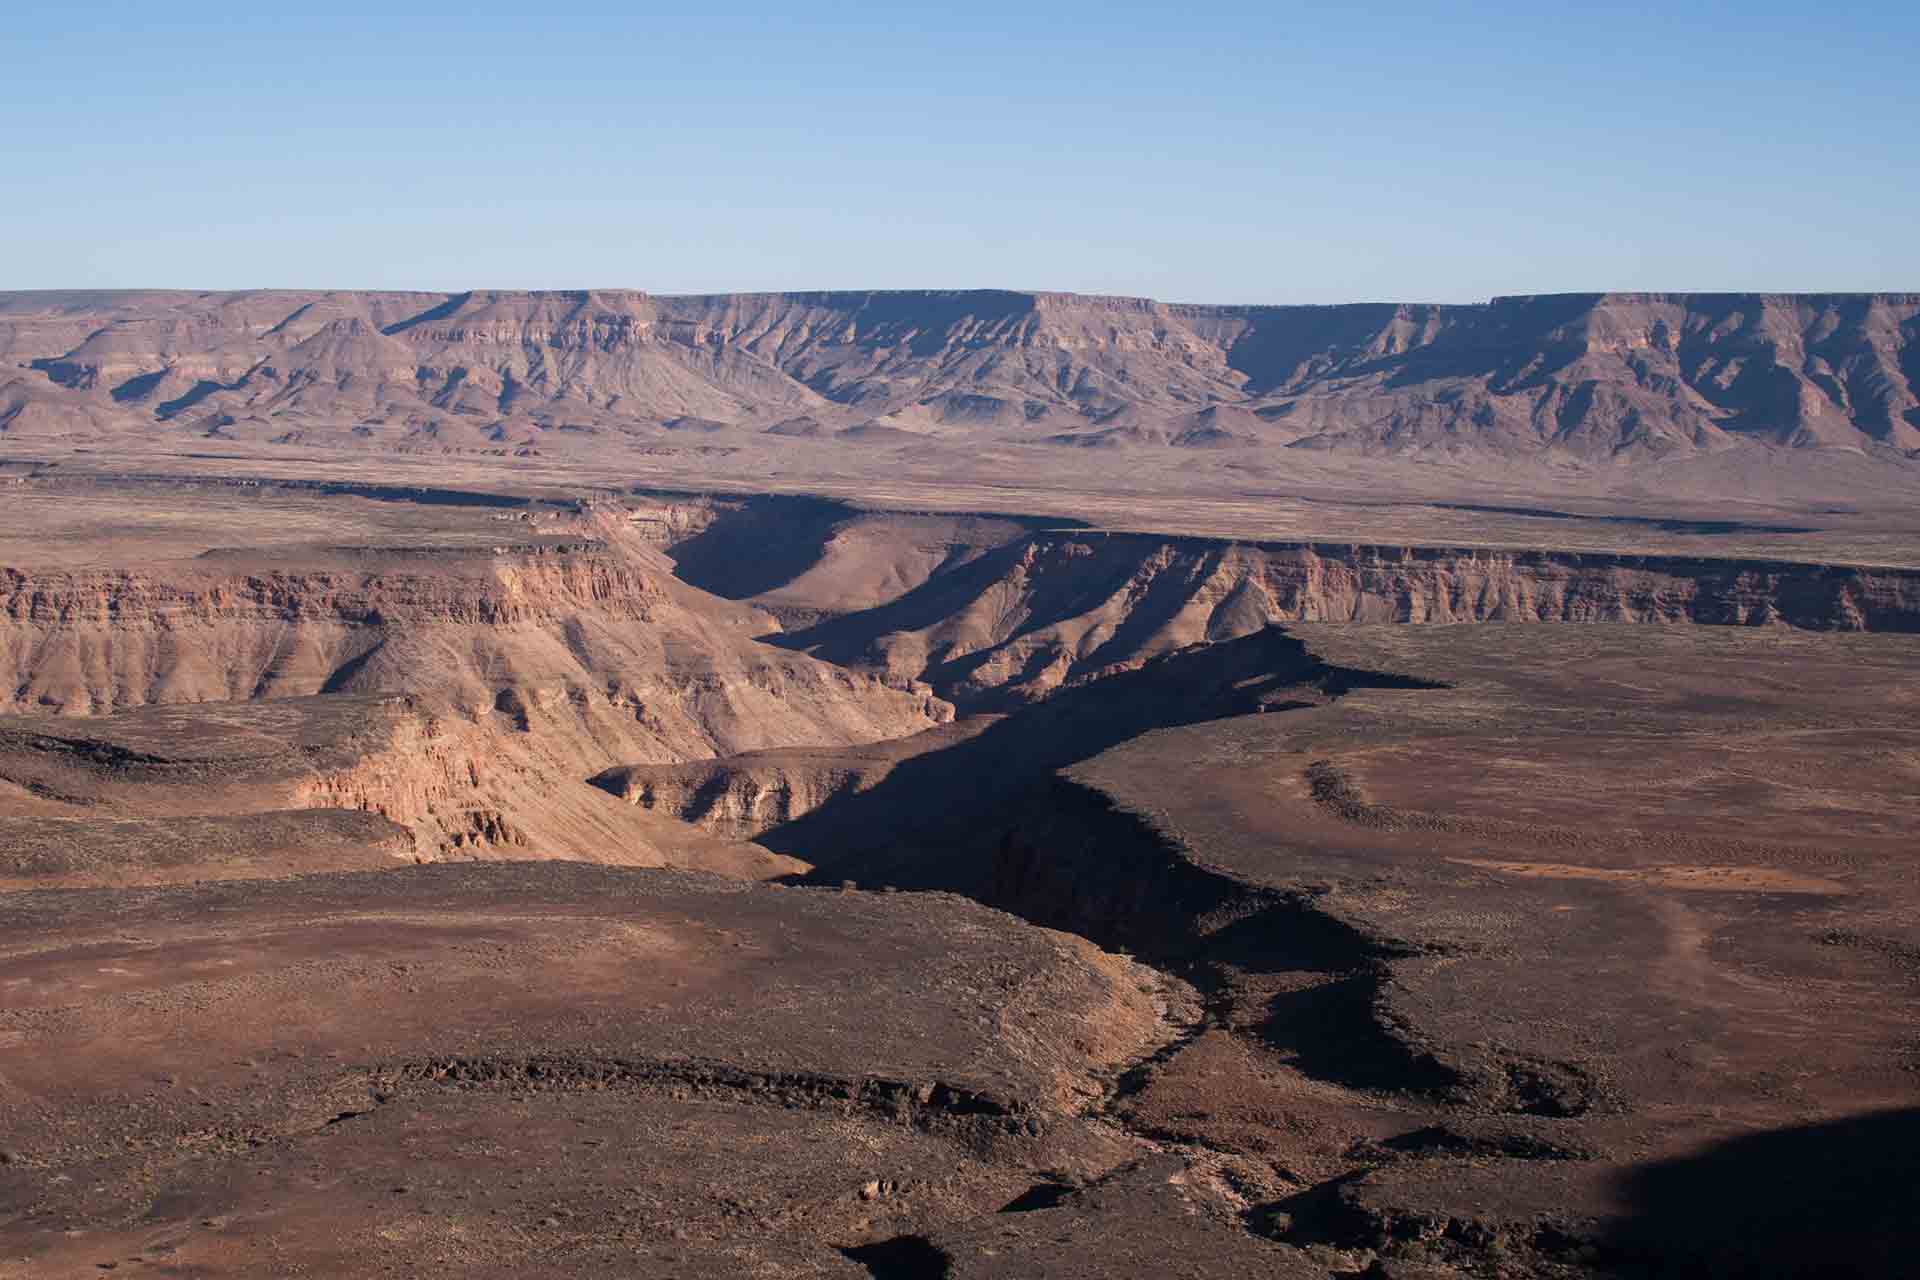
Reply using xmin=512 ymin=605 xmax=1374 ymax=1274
xmin=4 ymin=288 xmax=1919 ymax=467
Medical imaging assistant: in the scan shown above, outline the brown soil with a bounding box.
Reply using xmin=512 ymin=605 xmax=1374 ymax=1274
xmin=1447 ymin=858 xmax=1849 ymax=895
xmin=0 ymin=865 xmax=1186 ymax=1278
xmin=0 ymin=473 xmax=1915 ymax=1278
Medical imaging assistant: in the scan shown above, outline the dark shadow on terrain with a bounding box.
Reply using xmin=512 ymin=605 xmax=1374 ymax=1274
xmin=1602 ymin=1108 xmax=1920 ymax=1278
xmin=1075 ymin=547 xmax=1228 ymax=676
xmin=762 ymin=626 xmax=1437 ymax=876
xmin=760 ymin=537 xmax=1066 ymax=684
xmin=380 ymin=291 xmax=474 ymax=336
xmin=1427 ymin=501 xmax=1816 ymax=536
xmin=663 ymin=494 xmax=1090 ymax=611
xmin=658 ymin=493 xmax=857 ymax=598
xmin=1223 ymin=293 xmax=1585 ymax=393
xmin=157 ymin=379 xmax=239 ymax=419
xmin=317 ymin=642 xmax=385 ymax=694
xmin=109 ymin=370 xmax=168 ymax=403
xmin=990 ymin=777 xmax=1460 ymax=1096
xmin=839 ymin=1235 xmax=952 ymax=1279
xmin=998 ymin=1182 xmax=1076 ymax=1213
xmin=770 ymin=533 xmax=1304 ymax=709
xmin=1374 ymin=1124 xmax=1586 ymax=1161
xmin=1901 ymin=332 xmax=1920 ymax=435
xmin=772 ymin=528 xmax=1920 ymax=697
xmin=300 ymin=481 xmax=529 ymax=508
xmin=774 ymin=289 xmax=1037 ymax=361
xmin=1246 ymin=1171 xmax=1375 ymax=1248
xmin=1237 ymin=294 xmax=1604 ymax=396
xmin=1251 ymin=972 xmax=1457 ymax=1094
xmin=1219 ymin=304 xmax=1407 ymax=394
xmin=764 ymin=627 xmax=1457 ymax=1097
xmin=32 ymin=474 xmax=532 ymax=509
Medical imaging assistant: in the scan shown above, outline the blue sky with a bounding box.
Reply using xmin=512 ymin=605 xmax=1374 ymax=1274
xmin=3 ymin=2 xmax=1914 ymax=301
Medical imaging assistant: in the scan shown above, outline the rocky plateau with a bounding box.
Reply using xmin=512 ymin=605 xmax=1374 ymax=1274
xmin=6 ymin=290 xmax=1920 ymax=512
xmin=0 ymin=390 xmax=1915 ymax=1277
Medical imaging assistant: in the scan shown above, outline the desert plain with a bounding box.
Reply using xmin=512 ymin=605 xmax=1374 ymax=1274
xmin=0 ymin=288 xmax=1917 ymax=1278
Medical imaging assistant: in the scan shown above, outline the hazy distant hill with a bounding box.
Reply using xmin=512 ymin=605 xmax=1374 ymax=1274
xmin=4 ymin=288 xmax=1918 ymax=465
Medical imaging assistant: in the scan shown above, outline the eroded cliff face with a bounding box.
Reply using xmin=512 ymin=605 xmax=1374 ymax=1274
xmin=775 ymin=534 xmax=1920 ymax=706
xmin=0 ymin=543 xmax=949 ymax=742
xmin=0 ymin=522 xmax=960 ymax=873
xmin=592 ymin=754 xmax=895 ymax=845
xmin=589 ymin=720 xmax=995 ymax=843
xmin=285 ymin=698 xmax=812 ymax=874
xmin=6 ymin=288 xmax=1920 ymax=460
xmin=0 ymin=688 xmax=815 ymax=876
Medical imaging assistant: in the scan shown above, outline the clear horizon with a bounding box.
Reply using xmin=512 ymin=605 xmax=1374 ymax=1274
xmin=6 ymin=2 xmax=1915 ymax=303
xmin=7 ymin=285 xmax=1920 ymax=308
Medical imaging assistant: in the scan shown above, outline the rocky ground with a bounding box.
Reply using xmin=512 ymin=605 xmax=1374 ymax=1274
xmin=0 ymin=865 xmax=1212 ymax=1277
xmin=0 ymin=478 xmax=1916 ymax=1277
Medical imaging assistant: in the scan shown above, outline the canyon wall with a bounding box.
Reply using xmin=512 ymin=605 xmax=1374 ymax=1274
xmin=775 ymin=534 xmax=1920 ymax=705
xmin=0 ymin=543 xmax=950 ymax=749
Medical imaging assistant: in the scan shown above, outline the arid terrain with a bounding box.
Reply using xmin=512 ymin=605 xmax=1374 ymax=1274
xmin=2 ymin=290 xmax=1918 ymax=1278
xmin=8 ymin=290 xmax=1920 ymax=462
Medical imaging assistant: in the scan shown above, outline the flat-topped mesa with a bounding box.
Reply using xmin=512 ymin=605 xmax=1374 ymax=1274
xmin=7 ymin=288 xmax=1920 ymax=459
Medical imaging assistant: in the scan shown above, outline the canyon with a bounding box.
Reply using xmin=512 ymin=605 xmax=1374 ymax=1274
xmin=9 ymin=2 xmax=1919 ymax=1274
xmin=0 ymin=395 xmax=1916 ymax=1277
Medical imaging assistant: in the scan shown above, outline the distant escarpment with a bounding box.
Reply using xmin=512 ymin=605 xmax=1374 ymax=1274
xmin=770 ymin=533 xmax=1920 ymax=706
xmin=5 ymin=288 xmax=1920 ymax=464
